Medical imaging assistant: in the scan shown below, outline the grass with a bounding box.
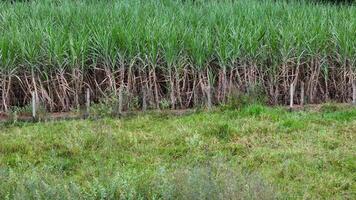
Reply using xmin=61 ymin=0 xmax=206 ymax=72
xmin=0 ymin=104 xmax=355 ymax=199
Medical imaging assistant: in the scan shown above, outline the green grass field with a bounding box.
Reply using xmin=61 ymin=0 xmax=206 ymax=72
xmin=1 ymin=104 xmax=355 ymax=199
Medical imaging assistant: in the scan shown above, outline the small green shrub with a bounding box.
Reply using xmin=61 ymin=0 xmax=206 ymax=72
xmin=222 ymin=86 xmax=267 ymax=111
xmin=9 ymin=102 xmax=48 ymax=122
xmin=128 ymin=95 xmax=140 ymax=111
xmin=159 ymin=99 xmax=171 ymax=110
xmin=89 ymin=94 xmax=118 ymax=118
xmin=9 ymin=105 xmax=31 ymax=122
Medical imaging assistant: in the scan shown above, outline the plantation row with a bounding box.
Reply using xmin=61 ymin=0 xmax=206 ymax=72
xmin=0 ymin=0 xmax=355 ymax=111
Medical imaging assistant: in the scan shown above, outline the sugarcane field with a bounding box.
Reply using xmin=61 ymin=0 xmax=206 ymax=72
xmin=0 ymin=0 xmax=355 ymax=199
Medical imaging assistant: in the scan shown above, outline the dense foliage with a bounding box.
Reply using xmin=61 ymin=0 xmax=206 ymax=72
xmin=0 ymin=0 xmax=355 ymax=111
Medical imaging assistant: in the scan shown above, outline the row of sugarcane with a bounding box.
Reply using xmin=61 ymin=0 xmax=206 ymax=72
xmin=0 ymin=0 xmax=355 ymax=112
xmin=1 ymin=56 xmax=355 ymax=112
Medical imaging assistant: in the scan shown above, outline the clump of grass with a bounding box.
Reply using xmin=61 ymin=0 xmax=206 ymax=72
xmin=154 ymin=162 xmax=276 ymax=200
xmin=0 ymin=162 xmax=275 ymax=200
xmin=322 ymin=109 xmax=356 ymax=122
xmin=203 ymin=123 xmax=233 ymax=141
xmin=279 ymin=118 xmax=306 ymax=133
xmin=222 ymin=87 xmax=267 ymax=111
xmin=88 ymin=94 xmax=119 ymax=118
xmin=241 ymin=104 xmax=267 ymax=117
xmin=222 ymin=93 xmax=252 ymax=111
xmin=320 ymin=102 xmax=340 ymax=113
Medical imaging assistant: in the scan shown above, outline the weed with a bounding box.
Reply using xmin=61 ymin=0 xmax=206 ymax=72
xmin=154 ymin=161 xmax=275 ymax=200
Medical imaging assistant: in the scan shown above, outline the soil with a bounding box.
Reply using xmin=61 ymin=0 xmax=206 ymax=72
xmin=0 ymin=103 xmax=353 ymax=123
xmin=0 ymin=112 xmax=7 ymax=121
xmin=0 ymin=109 xmax=194 ymax=123
xmin=0 ymin=112 xmax=81 ymax=123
